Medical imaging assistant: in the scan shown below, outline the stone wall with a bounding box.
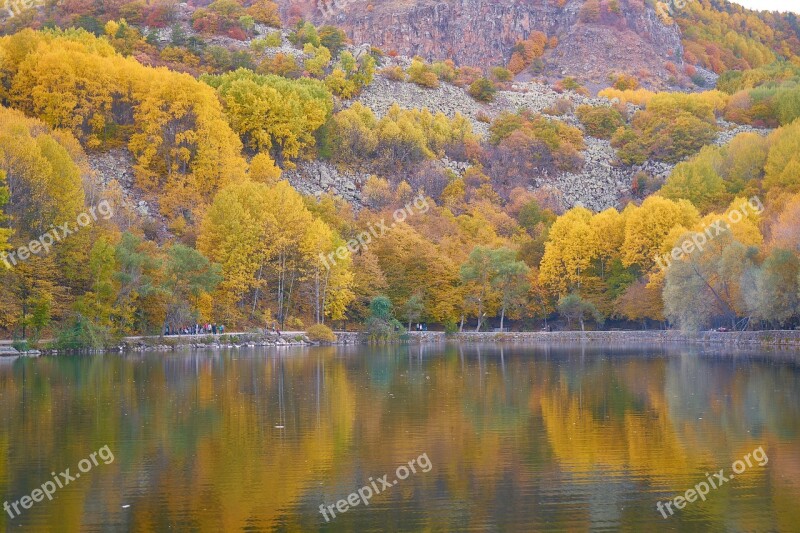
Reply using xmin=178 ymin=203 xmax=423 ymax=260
xmin=15 ymin=329 xmax=800 ymax=357
xmin=406 ymin=330 xmax=800 ymax=347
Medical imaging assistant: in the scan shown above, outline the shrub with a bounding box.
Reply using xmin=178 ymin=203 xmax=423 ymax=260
xmin=612 ymin=93 xmax=719 ymax=165
xmin=454 ymin=66 xmax=483 ymax=87
xmin=575 ymin=105 xmax=625 ymax=139
xmin=557 ymin=76 xmax=587 ymax=94
xmin=258 ymin=53 xmax=302 ymax=78
xmin=381 ymin=65 xmax=406 ymax=81
xmin=247 ymin=0 xmax=281 ymax=27
xmin=12 ymin=339 xmax=29 ymax=352
xmin=227 ymin=26 xmax=247 ymax=41
xmin=610 ymin=73 xmax=639 ymax=90
xmin=469 ymin=77 xmax=497 ymax=102
xmin=599 ymin=88 xmax=656 ymax=106
xmin=432 ymin=60 xmax=457 ymax=83
xmin=407 ymin=58 xmax=440 ymax=88
xmin=579 ymin=0 xmax=600 ymax=22
xmin=307 ymin=323 xmax=337 ymax=342
xmin=491 ymin=66 xmax=513 ymax=82
xmin=691 ymin=73 xmax=708 ymax=87
xmin=543 ymin=98 xmax=573 ymax=116
xmin=483 ymin=110 xmax=586 ymax=179
xmin=264 ymin=32 xmax=282 ymax=47
xmin=530 ymin=57 xmax=545 ymax=74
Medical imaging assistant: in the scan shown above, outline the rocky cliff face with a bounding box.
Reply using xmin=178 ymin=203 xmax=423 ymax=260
xmin=281 ymin=0 xmax=687 ymax=89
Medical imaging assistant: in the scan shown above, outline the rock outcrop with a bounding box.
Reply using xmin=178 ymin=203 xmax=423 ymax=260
xmin=284 ymin=160 xmax=369 ymax=205
xmin=281 ymin=0 xmax=687 ymax=89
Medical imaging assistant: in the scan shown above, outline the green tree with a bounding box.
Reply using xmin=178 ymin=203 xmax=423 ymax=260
xmin=403 ymin=292 xmax=425 ymax=331
xmin=114 ymin=232 xmax=165 ymax=335
xmin=490 ymin=248 xmax=530 ymax=331
xmin=461 ymin=246 xmax=499 ymax=331
xmin=365 ymin=295 xmax=402 ymax=341
xmin=319 ymin=25 xmax=347 ymax=56
xmin=163 ymin=245 xmax=222 ymax=330
xmin=557 ymin=293 xmax=604 ymax=331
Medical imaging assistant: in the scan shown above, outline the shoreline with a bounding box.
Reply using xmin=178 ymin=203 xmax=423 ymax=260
xmin=3 ymin=329 xmax=800 ymax=356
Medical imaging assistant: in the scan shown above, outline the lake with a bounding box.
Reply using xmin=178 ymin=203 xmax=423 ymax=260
xmin=0 ymin=343 xmax=798 ymax=531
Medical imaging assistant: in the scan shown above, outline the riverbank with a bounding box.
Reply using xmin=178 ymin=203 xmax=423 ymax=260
xmin=0 ymin=331 xmax=365 ymax=356
xmin=3 ymin=329 xmax=800 ymax=356
xmin=409 ymin=330 xmax=800 ymax=347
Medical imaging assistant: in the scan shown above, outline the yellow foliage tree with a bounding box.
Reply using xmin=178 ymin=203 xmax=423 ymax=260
xmin=539 ymin=207 xmax=600 ymax=294
xmin=621 ymin=196 xmax=700 ymax=272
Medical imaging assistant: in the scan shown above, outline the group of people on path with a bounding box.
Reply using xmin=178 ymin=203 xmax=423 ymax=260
xmin=165 ymin=323 xmax=225 ymax=336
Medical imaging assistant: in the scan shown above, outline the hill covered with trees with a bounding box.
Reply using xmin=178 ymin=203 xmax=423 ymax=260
xmin=1 ymin=0 xmax=800 ymax=347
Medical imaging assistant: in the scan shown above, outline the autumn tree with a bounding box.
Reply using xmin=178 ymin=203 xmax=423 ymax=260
xmin=769 ymin=194 xmax=800 ymax=251
xmin=539 ymin=207 xmax=600 ymax=294
xmin=197 ymin=180 xmax=278 ymax=324
xmin=621 ymin=196 xmax=700 ymax=272
xmin=203 ymin=69 xmax=333 ymax=164
xmin=3 ymin=30 xmax=248 ymax=227
xmin=747 ymin=249 xmax=800 ymax=327
xmin=613 ymin=92 xmax=722 ymax=164
xmin=247 ymin=0 xmax=281 ymax=27
xmin=660 ymin=146 xmax=728 ymax=213
xmin=663 ymin=231 xmax=755 ymax=331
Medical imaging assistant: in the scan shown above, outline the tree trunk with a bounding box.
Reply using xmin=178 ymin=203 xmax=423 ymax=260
xmin=251 ymin=264 xmax=264 ymax=316
xmin=499 ymin=306 xmax=506 ymax=332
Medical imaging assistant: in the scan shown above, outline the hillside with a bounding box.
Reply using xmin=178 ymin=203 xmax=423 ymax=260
xmin=276 ymin=0 xmax=800 ymax=89
xmin=281 ymin=0 xmax=687 ymax=90
xmin=2 ymin=0 xmax=800 ymax=343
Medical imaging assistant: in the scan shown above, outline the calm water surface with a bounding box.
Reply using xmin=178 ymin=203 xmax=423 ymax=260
xmin=0 ymin=343 xmax=798 ymax=532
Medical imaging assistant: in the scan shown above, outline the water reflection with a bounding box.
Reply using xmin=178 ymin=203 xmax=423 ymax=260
xmin=0 ymin=344 xmax=798 ymax=531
